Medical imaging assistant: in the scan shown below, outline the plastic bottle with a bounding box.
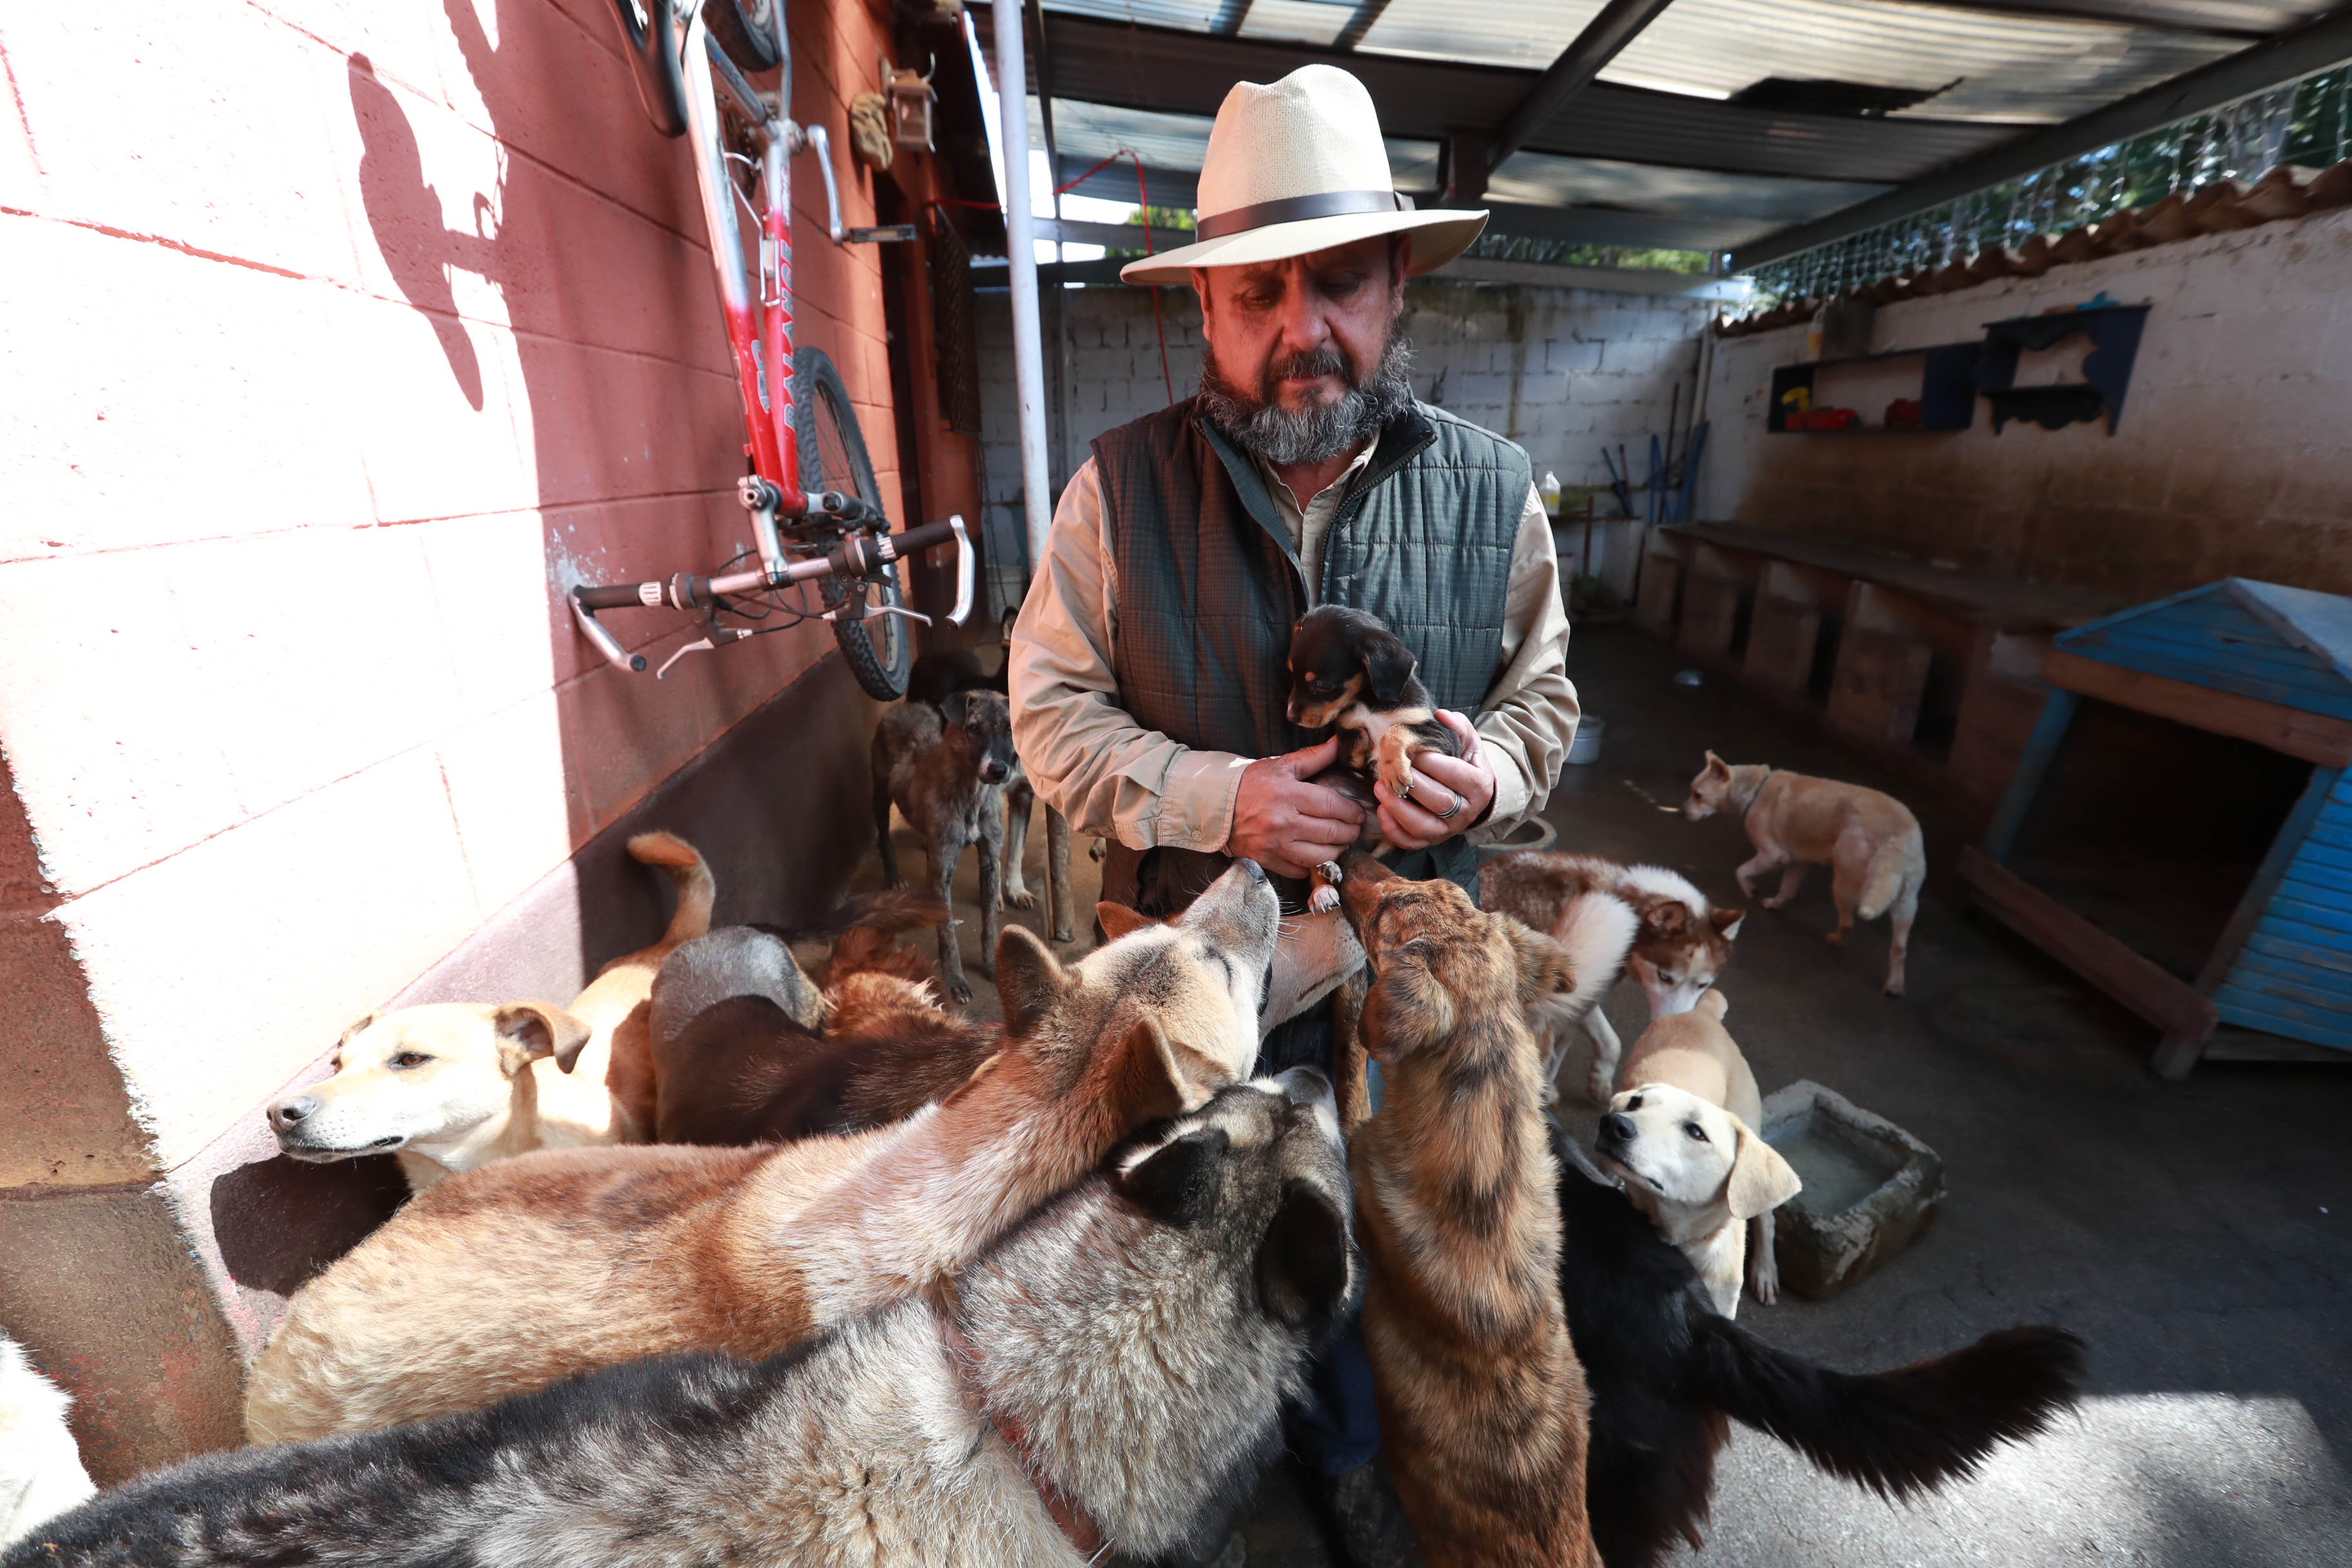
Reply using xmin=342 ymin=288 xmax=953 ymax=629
xmin=1540 ymin=471 xmax=1562 ymax=514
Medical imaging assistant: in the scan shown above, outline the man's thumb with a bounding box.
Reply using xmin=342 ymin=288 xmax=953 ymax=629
xmin=1284 ymin=736 xmax=1341 ymax=774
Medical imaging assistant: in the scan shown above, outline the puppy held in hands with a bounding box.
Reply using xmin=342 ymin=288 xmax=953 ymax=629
xmin=1285 ymin=606 xmax=1466 ymax=913
xmin=1593 ymin=990 xmax=1800 ymax=1317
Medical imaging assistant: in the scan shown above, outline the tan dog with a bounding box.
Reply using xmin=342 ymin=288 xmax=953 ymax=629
xmin=242 ymin=860 xmax=1281 ymax=1446
xmin=1481 ymin=851 xmax=1743 ymax=1104
xmin=1594 ymin=990 xmax=1801 ymax=1316
xmin=265 ymin=832 xmax=712 ymax=1191
xmin=1338 ymin=853 xmax=1603 ymax=1568
xmin=1683 ymin=754 xmax=1925 ymax=995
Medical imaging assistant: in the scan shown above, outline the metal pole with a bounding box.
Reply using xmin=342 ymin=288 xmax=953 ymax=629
xmin=992 ymin=0 xmax=1077 ymax=943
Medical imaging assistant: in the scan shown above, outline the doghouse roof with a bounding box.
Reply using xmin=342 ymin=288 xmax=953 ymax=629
xmin=2056 ymin=578 xmax=2352 ymax=720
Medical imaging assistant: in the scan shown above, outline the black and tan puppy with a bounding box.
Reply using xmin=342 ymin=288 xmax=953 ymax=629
xmin=908 ymin=649 xmax=1039 ymax=910
xmin=874 ymin=688 xmax=1021 ymax=1002
xmin=1285 ymin=606 xmax=1466 ymax=912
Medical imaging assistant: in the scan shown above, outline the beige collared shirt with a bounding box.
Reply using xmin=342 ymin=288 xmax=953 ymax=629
xmin=1007 ymin=439 xmax=1578 ymax=856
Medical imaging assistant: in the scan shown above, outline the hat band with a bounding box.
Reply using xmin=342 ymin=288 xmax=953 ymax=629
xmin=1193 ymin=188 xmax=1417 ymax=242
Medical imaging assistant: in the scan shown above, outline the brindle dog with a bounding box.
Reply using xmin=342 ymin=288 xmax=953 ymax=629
xmin=873 ymin=689 xmax=1023 ymax=1002
xmin=1337 ymin=852 xmax=1603 ymax=1568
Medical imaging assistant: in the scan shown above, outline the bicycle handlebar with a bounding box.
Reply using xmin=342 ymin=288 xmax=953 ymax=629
xmin=568 ymin=514 xmax=972 ymax=676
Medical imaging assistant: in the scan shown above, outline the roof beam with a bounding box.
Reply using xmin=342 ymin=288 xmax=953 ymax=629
xmin=1213 ymin=0 xmax=1255 ymax=35
xmin=1737 ymin=1 xmax=2352 ymax=267
xmin=1331 ymin=0 xmax=1399 ymax=52
xmin=1490 ymin=0 xmax=1681 ymax=169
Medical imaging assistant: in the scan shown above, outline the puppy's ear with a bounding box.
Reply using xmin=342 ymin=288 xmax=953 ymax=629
xmin=1117 ymin=1126 xmax=1229 ymax=1226
xmin=1725 ymin=1117 xmax=1802 ymax=1220
xmin=491 ymin=1003 xmax=594 ymax=1076
xmin=1362 ymin=634 xmax=1418 ymax=708
xmin=995 ymin=926 xmax=1075 ymax=1037
xmin=1360 ymin=941 xmax=1452 ymax=1061
xmin=1258 ymin=1177 xmax=1353 ymax=1332
xmin=1645 ymin=899 xmax=1689 ymax=937
xmin=1095 ymin=901 xmax=1160 ymax=943
xmin=1098 ymin=1015 xmax=1196 ymax=1128
xmin=1710 ymin=906 xmax=1747 ymax=940
xmin=1703 ymin=750 xmax=1732 ymax=779
xmin=937 ymin=691 xmax=972 ymax=727
xmin=338 ymin=1012 xmax=380 ymax=1047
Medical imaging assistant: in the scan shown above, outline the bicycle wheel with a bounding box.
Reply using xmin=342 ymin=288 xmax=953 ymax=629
xmin=793 ymin=348 xmax=910 ymax=701
xmin=705 ymin=0 xmax=782 ymax=72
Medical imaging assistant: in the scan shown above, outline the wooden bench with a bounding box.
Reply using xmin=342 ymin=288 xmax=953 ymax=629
xmin=1636 ymin=522 xmax=2122 ymax=822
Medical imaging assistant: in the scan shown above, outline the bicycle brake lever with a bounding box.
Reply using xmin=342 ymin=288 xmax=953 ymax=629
xmin=825 ymin=603 xmax=933 ymax=628
xmin=655 ymin=639 xmax=718 ymax=680
xmin=802 ymin=123 xmax=847 ymax=244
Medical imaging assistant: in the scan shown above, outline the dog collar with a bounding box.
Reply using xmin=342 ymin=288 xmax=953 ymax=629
xmin=1735 ymin=765 xmax=1772 ymax=815
xmin=936 ymin=1313 xmax=1109 ymax=1562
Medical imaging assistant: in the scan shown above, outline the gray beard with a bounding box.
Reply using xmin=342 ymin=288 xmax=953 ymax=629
xmin=1197 ymin=333 xmax=1415 ymax=467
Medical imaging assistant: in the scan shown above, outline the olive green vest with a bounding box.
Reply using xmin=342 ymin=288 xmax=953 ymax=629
xmin=1091 ymin=398 xmax=1525 ymax=912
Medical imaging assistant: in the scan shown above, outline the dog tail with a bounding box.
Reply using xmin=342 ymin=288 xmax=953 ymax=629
xmin=1854 ymin=827 xmax=1922 ymax=923
xmin=629 ymin=831 xmax=716 ymax=946
xmin=1548 ymin=890 xmax=1641 ymax=1026
xmin=1690 ymin=1318 xmax=2085 ymax=1498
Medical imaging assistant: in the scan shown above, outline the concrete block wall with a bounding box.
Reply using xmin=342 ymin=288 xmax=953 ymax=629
xmin=976 ymin=278 xmax=1716 ymax=606
xmin=1701 ymin=208 xmax=2352 ymax=601
xmin=0 ymin=0 xmax=957 ymax=1482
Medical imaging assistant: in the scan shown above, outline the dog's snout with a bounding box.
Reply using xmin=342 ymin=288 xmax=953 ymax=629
xmin=979 ymin=760 xmax=1009 ymax=784
xmin=1237 ymin=858 xmax=1268 ymax=885
xmin=1599 ymin=1112 xmax=1636 ymax=1145
xmin=271 ymin=1095 xmax=320 ymax=1130
xmin=1274 ymin=1065 xmax=1335 ymax=1115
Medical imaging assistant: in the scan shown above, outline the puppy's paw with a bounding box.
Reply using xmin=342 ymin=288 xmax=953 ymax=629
xmin=1586 ymin=1070 xmax=1614 ymax=1110
xmin=881 ymin=869 xmax=908 ymax=890
xmin=945 ymin=977 xmax=975 ymax=1004
xmin=1825 ymin=928 xmax=1849 ymax=946
xmin=1761 ymin=893 xmax=1792 ymax=910
xmin=1882 ymin=976 xmax=1906 ymax=997
xmin=1748 ymin=1264 xmax=1779 ymax=1306
xmin=1308 ymin=885 xmax=1340 ymax=914
xmin=1001 ymin=887 xmax=1038 ymax=910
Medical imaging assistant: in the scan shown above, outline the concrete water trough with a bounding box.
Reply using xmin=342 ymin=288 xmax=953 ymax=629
xmin=1760 ymin=1079 xmax=1945 ymax=1300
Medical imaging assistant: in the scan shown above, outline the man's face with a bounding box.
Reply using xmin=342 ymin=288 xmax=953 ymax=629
xmin=1193 ymin=235 xmax=1408 ymax=420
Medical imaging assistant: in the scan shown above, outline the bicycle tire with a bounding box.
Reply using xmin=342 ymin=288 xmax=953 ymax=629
xmin=793 ymin=348 xmax=910 ymax=701
xmin=705 ymin=0 xmax=782 ymax=73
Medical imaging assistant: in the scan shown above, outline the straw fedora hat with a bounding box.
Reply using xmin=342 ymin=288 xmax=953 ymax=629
xmin=1119 ymin=64 xmax=1487 ymax=286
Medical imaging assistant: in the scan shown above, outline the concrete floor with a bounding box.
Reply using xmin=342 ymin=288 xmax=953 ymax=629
xmin=874 ymin=623 xmax=2352 ymax=1568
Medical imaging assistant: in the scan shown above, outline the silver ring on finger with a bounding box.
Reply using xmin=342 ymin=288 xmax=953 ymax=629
xmin=1433 ymin=791 xmax=1464 ymax=821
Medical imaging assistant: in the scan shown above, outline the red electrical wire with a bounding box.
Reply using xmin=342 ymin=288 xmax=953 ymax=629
xmin=1054 ymin=148 xmax=1175 ymax=406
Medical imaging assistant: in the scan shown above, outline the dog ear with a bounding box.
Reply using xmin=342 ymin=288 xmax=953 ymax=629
xmin=1360 ymin=941 xmax=1453 ymax=1061
xmin=337 ymin=1012 xmax=380 ymax=1048
xmin=1117 ymin=1125 xmax=1230 ymax=1226
xmin=1710 ymin=906 xmax=1747 ymax=939
xmin=1362 ymin=635 xmax=1418 ymax=708
xmin=1095 ymin=901 xmax=1160 ymax=943
xmin=995 ymin=926 xmax=1075 ymax=1037
xmin=1702 ymin=750 xmax=1731 ymax=779
xmin=1502 ymin=920 xmax=1575 ymax=1010
xmin=1099 ymin=1014 xmax=1197 ymax=1127
xmin=1645 ymin=899 xmax=1689 ymax=937
xmin=1725 ymin=1117 xmax=1802 ymax=1220
xmin=491 ymin=1003 xmax=593 ymax=1076
xmin=1258 ymin=1177 xmax=1353 ymax=1332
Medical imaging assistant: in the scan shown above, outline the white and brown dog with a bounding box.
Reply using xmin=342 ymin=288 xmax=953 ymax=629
xmin=1480 ymin=851 xmax=1745 ymax=1104
xmin=1593 ymin=990 xmax=1800 ymax=1316
xmin=265 ymin=832 xmax=713 ymax=1192
xmin=1683 ymin=753 xmax=1924 ymax=995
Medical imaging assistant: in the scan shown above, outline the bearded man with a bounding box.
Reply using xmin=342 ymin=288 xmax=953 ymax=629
xmin=1007 ymin=64 xmax=1579 ymax=1567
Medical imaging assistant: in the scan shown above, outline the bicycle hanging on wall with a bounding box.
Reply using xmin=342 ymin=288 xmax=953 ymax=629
xmin=571 ymin=0 xmax=970 ymax=697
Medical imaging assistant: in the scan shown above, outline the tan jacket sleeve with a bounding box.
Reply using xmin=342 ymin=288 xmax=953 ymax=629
xmin=1007 ymin=460 xmax=1253 ymax=852
xmin=1467 ymin=484 xmax=1580 ymax=844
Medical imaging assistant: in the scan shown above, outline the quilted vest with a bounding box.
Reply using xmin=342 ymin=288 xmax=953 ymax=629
xmin=1091 ymin=397 xmax=1524 ymax=912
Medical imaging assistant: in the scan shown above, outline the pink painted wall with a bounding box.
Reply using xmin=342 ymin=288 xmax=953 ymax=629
xmin=0 ymin=1 xmax=974 ymax=1469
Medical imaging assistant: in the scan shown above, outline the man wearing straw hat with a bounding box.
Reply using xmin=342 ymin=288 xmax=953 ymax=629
xmin=1009 ymin=63 xmax=1578 ymax=1563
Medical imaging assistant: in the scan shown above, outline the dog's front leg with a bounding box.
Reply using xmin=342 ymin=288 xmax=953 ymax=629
xmin=874 ymin=774 xmax=906 ymax=888
xmin=1735 ymin=847 xmax=1785 ymax=901
xmin=1761 ymin=859 xmax=1808 ymax=910
xmin=1582 ymin=1005 xmax=1624 ymax=1108
xmin=929 ymin=835 xmax=972 ymax=1004
xmin=1747 ymin=1210 xmax=1781 ymax=1306
xmin=999 ymin=782 xmax=1037 ymax=910
xmin=975 ymin=796 xmax=1005 ymax=980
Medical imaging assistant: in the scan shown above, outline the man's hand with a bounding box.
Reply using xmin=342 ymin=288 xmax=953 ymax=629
xmin=1373 ymin=710 xmax=1497 ymax=852
xmin=1228 ymin=738 xmax=1367 ymax=879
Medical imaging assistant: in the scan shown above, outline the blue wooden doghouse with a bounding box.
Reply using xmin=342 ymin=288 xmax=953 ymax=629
xmin=1961 ymin=578 xmax=2352 ymax=1077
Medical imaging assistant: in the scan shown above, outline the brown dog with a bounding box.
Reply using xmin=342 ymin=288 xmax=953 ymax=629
xmin=874 ymin=689 xmax=1026 ymax=1002
xmin=265 ymin=832 xmax=712 ymax=1191
xmin=242 ymin=859 xmax=1281 ymax=1446
xmin=1338 ymin=853 xmax=1602 ymax=1568
xmin=1683 ymin=753 xmax=1925 ymax=995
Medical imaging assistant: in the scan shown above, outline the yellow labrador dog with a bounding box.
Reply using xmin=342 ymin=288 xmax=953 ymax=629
xmin=265 ymin=832 xmax=712 ymax=1191
xmin=1683 ymin=753 xmax=1925 ymax=995
xmin=1593 ymin=990 xmax=1800 ymax=1317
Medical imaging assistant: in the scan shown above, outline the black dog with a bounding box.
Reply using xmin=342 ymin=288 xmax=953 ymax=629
xmin=906 ymin=648 xmax=1039 ymax=913
xmin=1549 ymin=1120 xmax=2086 ymax=1568
xmin=1284 ymin=606 xmax=1466 ymax=912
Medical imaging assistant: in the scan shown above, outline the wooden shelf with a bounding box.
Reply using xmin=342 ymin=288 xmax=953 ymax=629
xmin=1768 ymin=340 xmax=1983 ymax=435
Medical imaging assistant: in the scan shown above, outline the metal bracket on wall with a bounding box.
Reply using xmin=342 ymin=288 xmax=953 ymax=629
xmin=845 ymin=224 xmax=919 ymax=244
